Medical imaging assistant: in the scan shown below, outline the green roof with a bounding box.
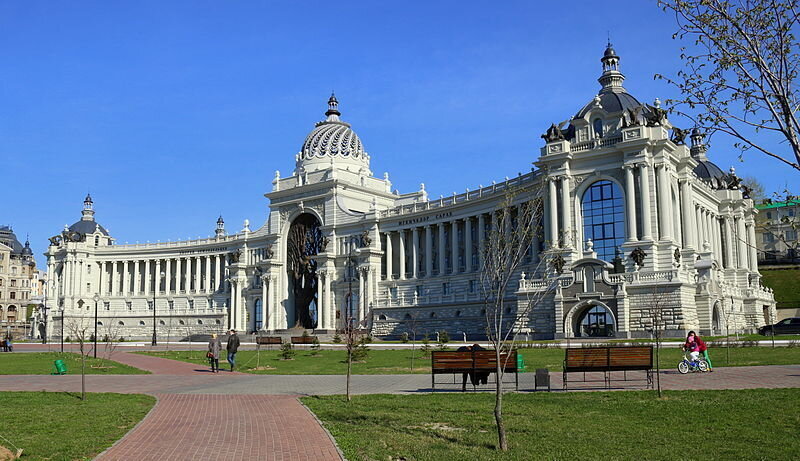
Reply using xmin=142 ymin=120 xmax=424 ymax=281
xmin=756 ymin=199 xmax=800 ymax=210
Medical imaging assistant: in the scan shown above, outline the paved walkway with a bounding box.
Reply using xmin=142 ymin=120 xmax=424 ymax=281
xmin=4 ymin=345 xmax=800 ymax=460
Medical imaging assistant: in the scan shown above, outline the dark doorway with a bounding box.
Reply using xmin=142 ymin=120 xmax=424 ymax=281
xmin=287 ymin=213 xmax=324 ymax=329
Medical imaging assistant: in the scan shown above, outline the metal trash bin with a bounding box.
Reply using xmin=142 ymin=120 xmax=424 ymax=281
xmin=52 ymin=359 xmax=68 ymax=375
xmin=535 ymin=368 xmax=550 ymax=392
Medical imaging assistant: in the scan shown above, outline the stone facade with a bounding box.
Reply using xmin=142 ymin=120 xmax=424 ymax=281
xmin=0 ymin=226 xmax=37 ymax=337
xmin=44 ymin=45 xmax=775 ymax=341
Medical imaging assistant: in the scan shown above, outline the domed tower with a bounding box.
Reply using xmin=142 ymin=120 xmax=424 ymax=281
xmin=215 ymin=215 xmax=226 ymax=239
xmin=68 ymin=194 xmax=112 ymax=244
xmin=295 ymin=93 xmax=371 ymax=176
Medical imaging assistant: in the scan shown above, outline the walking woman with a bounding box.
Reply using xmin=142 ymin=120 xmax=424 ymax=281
xmin=207 ymin=333 xmax=221 ymax=373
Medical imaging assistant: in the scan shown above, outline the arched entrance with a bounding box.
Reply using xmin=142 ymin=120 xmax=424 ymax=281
xmin=573 ymin=304 xmax=616 ymax=337
xmin=286 ymin=213 xmax=324 ymax=329
xmin=712 ymin=302 xmax=722 ymax=335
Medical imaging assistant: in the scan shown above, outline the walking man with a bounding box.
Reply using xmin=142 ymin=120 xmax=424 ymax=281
xmin=226 ymin=329 xmax=240 ymax=372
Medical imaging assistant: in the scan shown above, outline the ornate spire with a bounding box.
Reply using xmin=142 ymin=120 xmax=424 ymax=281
xmin=325 ymin=92 xmax=341 ymax=121
xmin=84 ymin=193 xmax=93 ymax=210
xmin=81 ymin=194 xmax=95 ymax=221
xmin=598 ymin=42 xmax=625 ymax=92
xmin=215 ymin=215 xmax=225 ymax=238
xmin=690 ymin=127 xmax=708 ymax=159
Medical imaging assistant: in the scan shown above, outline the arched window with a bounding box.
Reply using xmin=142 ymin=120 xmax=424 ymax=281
xmin=159 ymin=320 xmax=166 ymax=326
xmin=593 ymin=118 xmax=603 ymax=137
xmin=581 ymin=180 xmax=625 ymax=261
xmin=139 ymin=321 xmax=145 ymax=326
xmin=378 ymin=314 xmax=387 ymax=320
xmin=254 ymin=299 xmax=262 ymax=330
xmin=576 ymin=305 xmax=614 ymax=337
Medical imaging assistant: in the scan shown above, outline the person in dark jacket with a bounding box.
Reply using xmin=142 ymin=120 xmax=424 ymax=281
xmin=207 ymin=333 xmax=221 ymax=373
xmin=226 ymin=329 xmax=240 ymax=372
xmin=456 ymin=343 xmax=490 ymax=391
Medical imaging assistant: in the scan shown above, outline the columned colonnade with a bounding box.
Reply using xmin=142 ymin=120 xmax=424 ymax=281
xmin=100 ymin=253 xmax=227 ymax=297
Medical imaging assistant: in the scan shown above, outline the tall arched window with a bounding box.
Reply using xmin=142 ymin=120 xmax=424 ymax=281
xmin=593 ymin=118 xmax=603 ymax=137
xmin=581 ymin=180 xmax=625 ymax=261
xmin=254 ymin=299 xmax=263 ymax=331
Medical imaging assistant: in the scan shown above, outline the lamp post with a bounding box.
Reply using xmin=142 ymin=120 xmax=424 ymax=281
xmin=152 ymin=270 xmax=165 ymax=347
xmin=60 ymin=305 xmax=65 ymax=353
xmin=93 ymin=293 xmax=100 ymax=358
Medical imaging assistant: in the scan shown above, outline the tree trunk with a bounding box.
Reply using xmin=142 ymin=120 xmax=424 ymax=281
xmin=346 ymin=347 xmax=352 ymax=402
xmin=494 ymin=361 xmax=507 ymax=451
xmin=655 ymin=334 xmax=662 ymax=398
xmin=80 ymin=342 xmax=86 ymax=401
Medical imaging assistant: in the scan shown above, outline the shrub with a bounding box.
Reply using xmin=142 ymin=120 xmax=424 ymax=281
xmin=332 ymin=332 xmax=342 ymax=343
xmin=401 ymin=332 xmax=409 ymax=343
xmin=420 ymin=334 xmax=431 ymax=357
xmin=118 ymin=337 xmax=126 ymax=342
xmin=310 ymin=337 xmax=321 ymax=356
xmin=352 ymin=336 xmax=370 ymax=362
xmin=788 ymin=340 xmax=798 ymax=348
xmin=280 ymin=342 xmax=295 ymax=360
xmin=438 ymin=330 xmax=450 ymax=344
xmin=301 ymin=330 xmax=310 ymax=339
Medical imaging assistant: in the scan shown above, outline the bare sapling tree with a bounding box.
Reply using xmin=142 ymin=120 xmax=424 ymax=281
xmin=66 ymin=317 xmax=91 ymax=401
xmin=101 ymin=316 xmax=123 ymax=364
xmin=343 ymin=317 xmax=367 ymax=402
xmin=480 ymin=183 xmax=555 ymax=451
xmin=405 ymin=313 xmax=420 ymax=371
xmin=642 ymin=285 xmax=672 ymax=398
xmin=657 ymin=0 xmax=800 ymax=171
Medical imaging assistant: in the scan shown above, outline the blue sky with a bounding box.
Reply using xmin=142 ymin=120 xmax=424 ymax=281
xmin=1 ymin=1 xmax=796 ymax=269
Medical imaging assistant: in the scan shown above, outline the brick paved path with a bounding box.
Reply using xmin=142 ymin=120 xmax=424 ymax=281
xmin=95 ymin=394 xmax=340 ymax=461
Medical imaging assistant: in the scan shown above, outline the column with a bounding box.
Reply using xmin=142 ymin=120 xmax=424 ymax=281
xmin=736 ymin=215 xmax=747 ymax=268
xmin=657 ymin=164 xmax=672 ymax=240
xmin=425 ymin=225 xmax=433 ymax=277
xmin=119 ymin=261 xmax=127 ymax=296
xmin=398 ymin=230 xmax=406 ymax=280
xmin=204 ymin=256 xmax=211 ymax=293
xmin=324 ymin=272 xmax=332 ymax=329
xmin=317 ymin=271 xmax=324 ymax=327
xmin=451 ymin=220 xmax=459 ymax=273
xmin=216 ymin=255 xmax=222 ymax=292
xmin=165 ymin=259 xmax=172 ymax=294
xmin=260 ymin=275 xmax=268 ymax=330
xmin=155 ymin=259 xmax=162 ymax=293
xmin=465 ymin=218 xmax=473 ymax=272
xmin=639 ymin=163 xmax=653 ymax=240
xmin=680 ymin=180 xmax=696 ymax=249
xmin=183 ymin=258 xmax=190 ymax=292
xmin=625 ymin=165 xmax=638 ymax=241
xmin=411 ymin=228 xmax=419 ymax=279
xmin=548 ymin=178 xmax=559 ymax=247
xmin=712 ymin=215 xmax=722 ymax=261
xmin=133 ymin=260 xmax=140 ymax=295
xmin=477 ymin=214 xmax=486 ymax=270
xmin=561 ymin=176 xmax=572 ymax=247
xmin=438 ymin=223 xmax=447 ymax=275
xmin=723 ymin=217 xmax=734 ymax=268
xmin=229 ymin=281 xmax=237 ymax=329
xmin=695 ymin=208 xmax=704 ymax=249
xmin=385 ymin=232 xmax=393 ymax=280
xmin=144 ymin=260 xmax=150 ymax=295
xmin=193 ymin=257 xmax=200 ymax=292
xmin=107 ymin=261 xmax=114 ymax=297
xmin=747 ymin=221 xmax=758 ymax=271
xmin=176 ymin=258 xmax=183 ymax=292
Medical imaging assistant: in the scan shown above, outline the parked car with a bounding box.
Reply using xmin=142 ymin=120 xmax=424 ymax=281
xmin=759 ymin=317 xmax=800 ymax=335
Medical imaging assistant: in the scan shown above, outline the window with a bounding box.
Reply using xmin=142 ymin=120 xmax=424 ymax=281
xmin=788 ymin=209 xmax=795 ymax=217
xmin=389 ymin=287 xmax=398 ymax=299
xmin=442 ymin=283 xmax=450 ymax=295
xmin=786 ymin=230 xmax=797 ymax=241
xmin=581 ymin=180 xmax=625 ymax=261
xmin=766 ymin=211 xmax=773 ymax=219
xmin=764 ymin=233 xmax=775 ymax=243
xmin=198 ymin=319 xmax=204 ymax=325
xmin=415 ymin=285 xmax=423 ymax=297
xmin=179 ymin=320 xmax=185 ymax=325
xmin=254 ymin=299 xmax=262 ymax=330
xmin=104 ymin=302 xmax=110 ymax=310
xmin=593 ymin=118 xmax=603 ymax=137
xmin=118 ymin=321 xmax=125 ymax=326
xmin=87 ymin=265 xmax=91 ymax=275
xmin=430 ymin=312 xmax=437 ymax=318
xmin=468 ymin=280 xmax=476 ymax=293
xmin=215 ymin=319 xmax=221 ymax=325
xmin=378 ymin=314 xmax=387 ymax=320
xmin=10 ymin=280 xmax=15 ymax=287
xmin=159 ymin=320 xmax=166 ymax=325
xmin=576 ymin=305 xmax=614 ymax=337
xmin=455 ymin=310 xmax=462 ymax=317
xmin=139 ymin=321 xmax=145 ymax=326
xmin=10 ymin=292 xmax=15 ymax=299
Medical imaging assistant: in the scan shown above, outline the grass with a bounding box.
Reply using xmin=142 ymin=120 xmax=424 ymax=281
xmin=302 ymin=389 xmax=800 ymax=460
xmin=0 ymin=391 xmax=155 ymax=460
xmin=140 ymin=345 xmax=800 ymax=374
xmin=760 ymin=266 xmax=800 ymax=309
xmin=0 ymin=352 xmax=150 ymax=375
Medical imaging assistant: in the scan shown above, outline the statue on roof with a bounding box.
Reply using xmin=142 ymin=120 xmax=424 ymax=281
xmin=541 ymin=123 xmax=566 ymax=143
xmin=671 ymin=127 xmax=688 ymax=145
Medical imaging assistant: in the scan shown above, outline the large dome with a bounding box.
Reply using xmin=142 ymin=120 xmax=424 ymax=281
xmin=296 ymin=94 xmax=370 ymax=174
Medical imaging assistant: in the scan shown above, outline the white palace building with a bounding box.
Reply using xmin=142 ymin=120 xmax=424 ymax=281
xmin=43 ymin=45 xmax=776 ymax=341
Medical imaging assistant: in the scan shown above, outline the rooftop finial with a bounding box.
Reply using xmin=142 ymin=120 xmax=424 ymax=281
xmin=325 ymin=91 xmax=341 ymax=120
xmin=599 ymin=43 xmax=624 ymax=92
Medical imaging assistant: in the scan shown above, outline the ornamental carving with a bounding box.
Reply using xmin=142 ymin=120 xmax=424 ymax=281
xmin=265 ymin=244 xmax=275 ymax=259
xmin=550 ymin=254 xmax=566 ymax=274
xmin=629 ymin=247 xmax=647 ymax=267
xmin=671 ymin=127 xmax=688 ymax=145
xmin=541 ymin=123 xmax=566 ymax=143
xmin=360 ymin=230 xmax=371 ymax=247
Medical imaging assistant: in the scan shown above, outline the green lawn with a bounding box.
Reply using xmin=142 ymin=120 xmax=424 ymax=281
xmin=0 ymin=392 xmax=155 ymax=460
xmin=303 ymin=389 xmax=800 ymax=460
xmin=0 ymin=352 xmax=149 ymax=375
xmin=140 ymin=345 xmax=800 ymax=374
xmin=760 ymin=267 xmax=800 ymax=309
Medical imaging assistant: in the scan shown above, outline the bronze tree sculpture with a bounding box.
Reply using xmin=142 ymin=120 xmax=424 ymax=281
xmin=287 ymin=213 xmax=324 ymax=328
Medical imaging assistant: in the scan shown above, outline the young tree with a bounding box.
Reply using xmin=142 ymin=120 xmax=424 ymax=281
xmin=642 ymin=286 xmax=672 ymax=398
xmin=66 ymin=317 xmax=90 ymax=401
xmin=656 ymin=0 xmax=800 ymax=171
xmin=404 ymin=313 xmax=420 ymax=371
xmin=480 ymin=184 xmax=555 ymax=451
xmin=342 ymin=318 xmax=367 ymax=402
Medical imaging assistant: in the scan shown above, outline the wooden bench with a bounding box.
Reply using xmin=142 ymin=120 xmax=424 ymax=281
xmin=563 ymin=346 xmax=653 ymax=389
xmin=290 ymin=335 xmax=318 ymax=345
xmin=255 ymin=336 xmax=283 ymax=348
xmin=431 ymin=350 xmax=519 ymax=391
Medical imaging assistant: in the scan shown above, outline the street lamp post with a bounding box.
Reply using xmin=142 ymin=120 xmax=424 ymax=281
xmin=93 ymin=293 xmax=100 ymax=358
xmin=152 ymin=271 xmax=164 ymax=347
xmin=59 ymin=306 xmax=65 ymax=353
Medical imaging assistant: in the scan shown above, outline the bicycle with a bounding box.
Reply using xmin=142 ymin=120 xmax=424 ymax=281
xmin=677 ymin=350 xmax=709 ymax=374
